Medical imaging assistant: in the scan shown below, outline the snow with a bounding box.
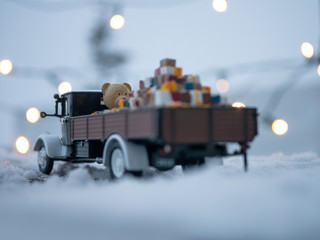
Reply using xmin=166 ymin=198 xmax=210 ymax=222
xmin=1 ymin=151 xmax=320 ymax=240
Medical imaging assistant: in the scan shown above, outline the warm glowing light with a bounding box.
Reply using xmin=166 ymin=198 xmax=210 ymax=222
xmin=212 ymin=0 xmax=228 ymax=13
xmin=26 ymin=107 xmax=40 ymax=123
xmin=0 ymin=59 xmax=13 ymax=75
xmin=317 ymin=64 xmax=320 ymax=76
xmin=216 ymin=79 xmax=229 ymax=93
xmin=58 ymin=82 xmax=72 ymax=95
xmin=16 ymin=136 xmax=30 ymax=154
xmin=301 ymin=42 xmax=314 ymax=58
xmin=232 ymin=102 xmax=246 ymax=108
xmin=272 ymin=119 xmax=288 ymax=136
xmin=110 ymin=14 xmax=125 ymax=30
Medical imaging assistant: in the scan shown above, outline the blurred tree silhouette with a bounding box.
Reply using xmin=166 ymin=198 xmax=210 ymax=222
xmin=89 ymin=10 xmax=126 ymax=77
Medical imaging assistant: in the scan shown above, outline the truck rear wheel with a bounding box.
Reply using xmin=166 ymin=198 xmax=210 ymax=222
xmin=38 ymin=146 xmax=54 ymax=175
xmin=106 ymin=141 xmax=126 ymax=179
xmin=182 ymin=157 xmax=205 ymax=172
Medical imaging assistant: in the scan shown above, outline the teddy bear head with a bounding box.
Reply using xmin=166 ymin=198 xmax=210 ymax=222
xmin=101 ymin=82 xmax=132 ymax=109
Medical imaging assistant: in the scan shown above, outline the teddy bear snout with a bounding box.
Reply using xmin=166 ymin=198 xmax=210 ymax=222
xmin=116 ymin=96 xmax=128 ymax=102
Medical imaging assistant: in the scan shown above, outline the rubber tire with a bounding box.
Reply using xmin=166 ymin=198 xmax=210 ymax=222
xmin=38 ymin=145 xmax=54 ymax=175
xmin=105 ymin=141 xmax=126 ymax=180
xmin=182 ymin=157 xmax=205 ymax=172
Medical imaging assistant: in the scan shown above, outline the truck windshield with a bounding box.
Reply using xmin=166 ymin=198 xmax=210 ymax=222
xmin=69 ymin=92 xmax=106 ymax=117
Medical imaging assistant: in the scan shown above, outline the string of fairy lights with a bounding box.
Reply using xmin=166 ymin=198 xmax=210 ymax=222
xmin=1 ymin=0 xmax=319 ymax=154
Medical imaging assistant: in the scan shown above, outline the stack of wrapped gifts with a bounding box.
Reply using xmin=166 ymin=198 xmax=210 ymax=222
xmin=128 ymin=58 xmax=222 ymax=110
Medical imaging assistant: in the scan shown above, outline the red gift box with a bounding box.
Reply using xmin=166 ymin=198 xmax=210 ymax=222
xmin=170 ymin=91 xmax=181 ymax=101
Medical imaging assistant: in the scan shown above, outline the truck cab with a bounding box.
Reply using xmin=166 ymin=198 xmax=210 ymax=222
xmin=60 ymin=91 xmax=106 ymax=145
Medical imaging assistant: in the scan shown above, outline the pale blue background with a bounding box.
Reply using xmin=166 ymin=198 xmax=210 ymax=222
xmin=0 ymin=0 xmax=319 ymax=155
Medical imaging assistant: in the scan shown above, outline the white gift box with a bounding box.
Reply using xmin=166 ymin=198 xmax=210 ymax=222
xmin=160 ymin=66 xmax=175 ymax=75
xmin=154 ymin=90 xmax=172 ymax=107
xmin=189 ymin=90 xmax=203 ymax=106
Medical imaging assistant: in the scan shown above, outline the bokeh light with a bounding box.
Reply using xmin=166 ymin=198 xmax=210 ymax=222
xmin=0 ymin=59 xmax=13 ymax=75
xmin=212 ymin=0 xmax=228 ymax=13
xmin=272 ymin=119 xmax=288 ymax=136
xmin=110 ymin=14 xmax=125 ymax=30
xmin=317 ymin=64 xmax=320 ymax=77
xmin=58 ymin=82 xmax=72 ymax=95
xmin=15 ymin=136 xmax=30 ymax=154
xmin=232 ymin=102 xmax=246 ymax=108
xmin=216 ymin=79 xmax=229 ymax=93
xmin=26 ymin=107 xmax=40 ymax=123
xmin=301 ymin=42 xmax=314 ymax=58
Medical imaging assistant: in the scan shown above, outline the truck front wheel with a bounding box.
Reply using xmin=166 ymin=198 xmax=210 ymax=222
xmin=38 ymin=146 xmax=54 ymax=175
xmin=106 ymin=141 xmax=126 ymax=179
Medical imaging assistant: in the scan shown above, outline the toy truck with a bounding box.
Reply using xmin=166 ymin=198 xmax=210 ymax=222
xmin=34 ymin=91 xmax=258 ymax=179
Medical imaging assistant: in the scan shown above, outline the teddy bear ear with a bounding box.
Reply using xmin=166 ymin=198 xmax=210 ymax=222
xmin=123 ymin=83 xmax=132 ymax=92
xmin=101 ymin=83 xmax=110 ymax=95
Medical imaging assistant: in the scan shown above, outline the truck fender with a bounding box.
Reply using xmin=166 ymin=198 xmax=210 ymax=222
xmin=103 ymin=134 xmax=149 ymax=171
xmin=34 ymin=135 xmax=72 ymax=159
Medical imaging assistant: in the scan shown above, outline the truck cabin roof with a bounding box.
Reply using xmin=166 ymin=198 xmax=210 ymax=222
xmin=62 ymin=91 xmax=106 ymax=117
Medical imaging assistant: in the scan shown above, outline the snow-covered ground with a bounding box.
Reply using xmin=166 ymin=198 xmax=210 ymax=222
xmin=1 ymin=150 xmax=320 ymax=240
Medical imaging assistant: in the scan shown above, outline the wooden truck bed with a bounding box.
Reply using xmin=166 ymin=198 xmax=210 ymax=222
xmin=70 ymin=107 xmax=258 ymax=145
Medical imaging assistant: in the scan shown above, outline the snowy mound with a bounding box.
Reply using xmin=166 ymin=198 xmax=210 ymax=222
xmin=0 ymin=151 xmax=320 ymax=240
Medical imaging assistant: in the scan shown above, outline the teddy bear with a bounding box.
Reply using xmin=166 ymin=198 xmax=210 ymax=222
xmin=101 ymin=82 xmax=132 ymax=110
